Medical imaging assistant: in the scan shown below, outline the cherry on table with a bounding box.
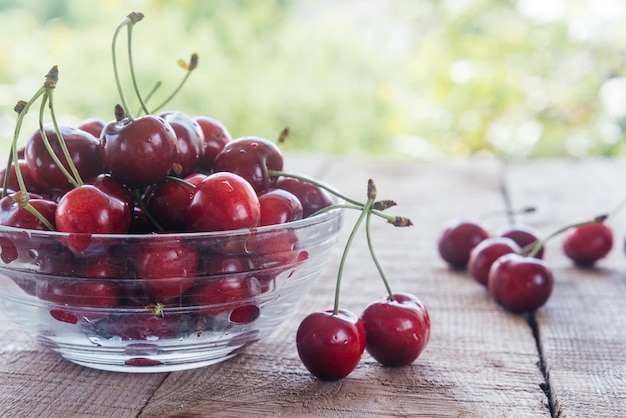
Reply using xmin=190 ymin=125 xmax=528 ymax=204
xmin=360 ymin=292 xmax=431 ymax=367
xmin=499 ymin=224 xmax=544 ymax=258
xmin=296 ymin=309 xmax=365 ymax=380
xmin=488 ymin=253 xmax=554 ymax=313
xmin=468 ymin=236 xmax=521 ymax=287
xmin=437 ymin=219 xmax=490 ymax=269
xmin=562 ymin=222 xmax=613 ymax=267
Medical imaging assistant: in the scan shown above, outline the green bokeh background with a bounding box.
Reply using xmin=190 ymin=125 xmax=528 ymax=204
xmin=1 ymin=0 xmax=625 ymax=160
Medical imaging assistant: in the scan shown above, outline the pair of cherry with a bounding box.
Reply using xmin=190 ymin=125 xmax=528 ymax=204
xmin=438 ymin=217 xmax=613 ymax=313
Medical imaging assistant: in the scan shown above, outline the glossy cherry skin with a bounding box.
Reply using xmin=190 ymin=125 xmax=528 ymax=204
xmin=296 ymin=309 xmax=365 ymax=380
xmin=194 ymin=115 xmax=232 ymax=171
xmin=500 ymin=224 xmax=544 ymax=259
xmin=0 ymin=159 xmax=45 ymax=195
xmin=562 ymin=222 xmax=613 ymax=266
xmin=55 ymin=185 xmax=132 ymax=235
xmin=212 ymin=136 xmax=284 ymax=193
xmin=361 ymin=292 xmax=431 ymax=367
xmin=468 ymin=237 xmax=521 ymax=286
xmin=187 ymin=172 xmax=260 ymax=232
xmin=258 ymin=188 xmax=303 ymax=226
xmin=273 ymin=177 xmax=333 ymax=218
xmin=488 ymin=253 xmax=554 ymax=313
xmin=160 ymin=111 xmax=204 ymax=177
xmin=437 ymin=219 xmax=490 ymax=269
xmin=131 ymin=240 xmax=200 ymax=304
xmin=144 ymin=173 xmax=206 ymax=232
xmin=0 ymin=193 xmax=57 ymax=231
xmin=77 ymin=117 xmax=106 ymax=138
xmin=25 ymin=124 xmax=104 ymax=193
xmin=189 ymin=275 xmax=262 ymax=324
xmin=100 ymin=115 xmax=178 ymax=188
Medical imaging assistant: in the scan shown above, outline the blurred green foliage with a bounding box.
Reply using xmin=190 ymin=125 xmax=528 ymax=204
xmin=1 ymin=0 xmax=625 ymax=160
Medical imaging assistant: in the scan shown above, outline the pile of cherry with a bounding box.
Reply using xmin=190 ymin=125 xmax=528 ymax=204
xmin=0 ymin=12 xmax=432 ymax=378
xmin=437 ymin=215 xmax=614 ymax=313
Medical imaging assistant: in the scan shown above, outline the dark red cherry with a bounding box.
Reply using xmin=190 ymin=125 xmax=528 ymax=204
xmin=488 ymin=253 xmax=554 ymax=313
xmin=0 ymin=159 xmax=45 ymax=195
xmin=437 ymin=219 xmax=489 ymax=269
xmin=97 ymin=311 xmax=193 ymax=340
xmin=0 ymin=192 xmax=57 ymax=231
xmin=194 ymin=115 xmax=232 ymax=171
xmin=187 ymin=172 xmax=260 ymax=232
xmin=100 ymin=115 xmax=178 ymax=188
xmin=500 ymin=224 xmax=544 ymax=258
xmin=131 ymin=239 xmax=200 ymax=303
xmin=88 ymin=173 xmax=134 ymax=209
xmin=273 ymin=177 xmax=333 ymax=218
xmin=562 ymin=222 xmax=613 ymax=266
xmin=159 ymin=111 xmax=204 ymax=177
xmin=144 ymin=173 xmax=206 ymax=232
xmin=77 ymin=117 xmax=106 ymax=138
xmin=361 ymin=292 xmax=431 ymax=367
xmin=212 ymin=136 xmax=283 ymax=193
xmin=189 ymin=275 xmax=262 ymax=323
xmin=468 ymin=237 xmax=521 ymax=286
xmin=55 ymin=185 xmax=132 ymax=235
xmin=258 ymin=188 xmax=303 ymax=226
xmin=296 ymin=309 xmax=365 ymax=380
xmin=25 ymin=124 xmax=104 ymax=193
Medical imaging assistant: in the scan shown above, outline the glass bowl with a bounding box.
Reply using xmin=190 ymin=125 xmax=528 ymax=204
xmin=0 ymin=206 xmax=342 ymax=373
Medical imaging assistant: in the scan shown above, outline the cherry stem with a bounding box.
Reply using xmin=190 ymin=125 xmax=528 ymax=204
xmin=523 ymin=213 xmax=609 ymax=258
xmin=365 ymin=189 xmax=395 ymax=301
xmin=332 ymin=180 xmax=375 ymax=315
xmin=165 ymin=175 xmax=196 ymax=189
xmin=135 ymin=80 xmax=162 ymax=117
xmin=112 ymin=13 xmax=144 ymax=121
xmin=268 ymin=170 xmax=413 ymax=227
xmin=37 ymin=92 xmax=80 ymax=189
xmin=479 ymin=205 xmax=536 ymax=221
xmin=131 ymin=189 xmax=164 ymax=232
xmin=498 ymin=162 xmax=515 ymax=225
xmin=46 ymin=90 xmax=84 ymax=186
xmin=13 ymin=191 xmax=55 ymax=231
xmin=150 ymin=53 xmax=198 ymax=114
xmin=126 ymin=16 xmax=150 ymax=116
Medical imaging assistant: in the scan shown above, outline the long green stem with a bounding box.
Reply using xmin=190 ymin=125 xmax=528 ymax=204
xmin=112 ymin=13 xmax=143 ymax=121
xmin=13 ymin=191 xmax=55 ymax=231
xmin=135 ymin=80 xmax=162 ymax=117
xmin=126 ymin=19 xmax=150 ymax=116
xmin=150 ymin=53 xmax=198 ymax=114
xmin=47 ymin=90 xmax=83 ymax=186
xmin=38 ymin=92 xmax=79 ymax=188
xmin=332 ymin=188 xmax=374 ymax=315
xmin=365 ymin=209 xmax=394 ymax=300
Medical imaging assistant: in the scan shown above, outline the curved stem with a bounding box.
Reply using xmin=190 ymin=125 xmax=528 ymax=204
xmin=127 ymin=21 xmax=150 ymax=116
xmin=112 ymin=15 xmax=136 ymax=121
xmin=365 ymin=209 xmax=394 ymax=300
xmin=150 ymin=53 xmax=198 ymax=114
xmin=38 ymin=92 xmax=79 ymax=188
xmin=333 ymin=194 xmax=374 ymax=315
xmin=132 ymin=189 xmax=164 ymax=232
xmin=47 ymin=90 xmax=83 ymax=186
xmin=135 ymin=80 xmax=162 ymax=117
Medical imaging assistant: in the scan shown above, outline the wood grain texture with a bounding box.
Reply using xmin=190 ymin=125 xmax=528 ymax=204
xmin=1 ymin=156 xmax=624 ymax=417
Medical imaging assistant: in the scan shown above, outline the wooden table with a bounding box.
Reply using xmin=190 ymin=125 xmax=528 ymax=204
xmin=1 ymin=156 xmax=625 ymax=417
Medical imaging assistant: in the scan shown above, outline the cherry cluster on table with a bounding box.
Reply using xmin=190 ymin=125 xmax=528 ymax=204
xmin=437 ymin=218 xmax=613 ymax=313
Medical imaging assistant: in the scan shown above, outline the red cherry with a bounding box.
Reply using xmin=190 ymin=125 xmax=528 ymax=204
xmin=212 ymin=136 xmax=284 ymax=193
xmin=25 ymin=124 xmax=104 ymax=193
xmin=194 ymin=115 xmax=232 ymax=171
xmin=189 ymin=275 xmax=262 ymax=324
xmin=131 ymin=239 xmax=200 ymax=303
xmin=0 ymin=159 xmax=45 ymax=195
xmin=100 ymin=115 xmax=178 ymax=188
xmin=296 ymin=309 xmax=365 ymax=380
xmin=55 ymin=185 xmax=131 ymax=235
xmin=499 ymin=224 xmax=544 ymax=258
xmin=77 ymin=117 xmax=106 ymax=138
xmin=562 ymin=222 xmax=613 ymax=266
xmin=361 ymin=292 xmax=431 ymax=367
xmin=97 ymin=311 xmax=193 ymax=340
xmin=258 ymin=188 xmax=303 ymax=226
xmin=274 ymin=177 xmax=333 ymax=218
xmin=437 ymin=219 xmax=489 ymax=269
xmin=488 ymin=253 xmax=554 ymax=313
xmin=468 ymin=237 xmax=521 ymax=286
xmin=144 ymin=173 xmax=206 ymax=232
xmin=0 ymin=193 xmax=57 ymax=231
xmin=187 ymin=172 xmax=260 ymax=232
xmin=159 ymin=111 xmax=204 ymax=177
